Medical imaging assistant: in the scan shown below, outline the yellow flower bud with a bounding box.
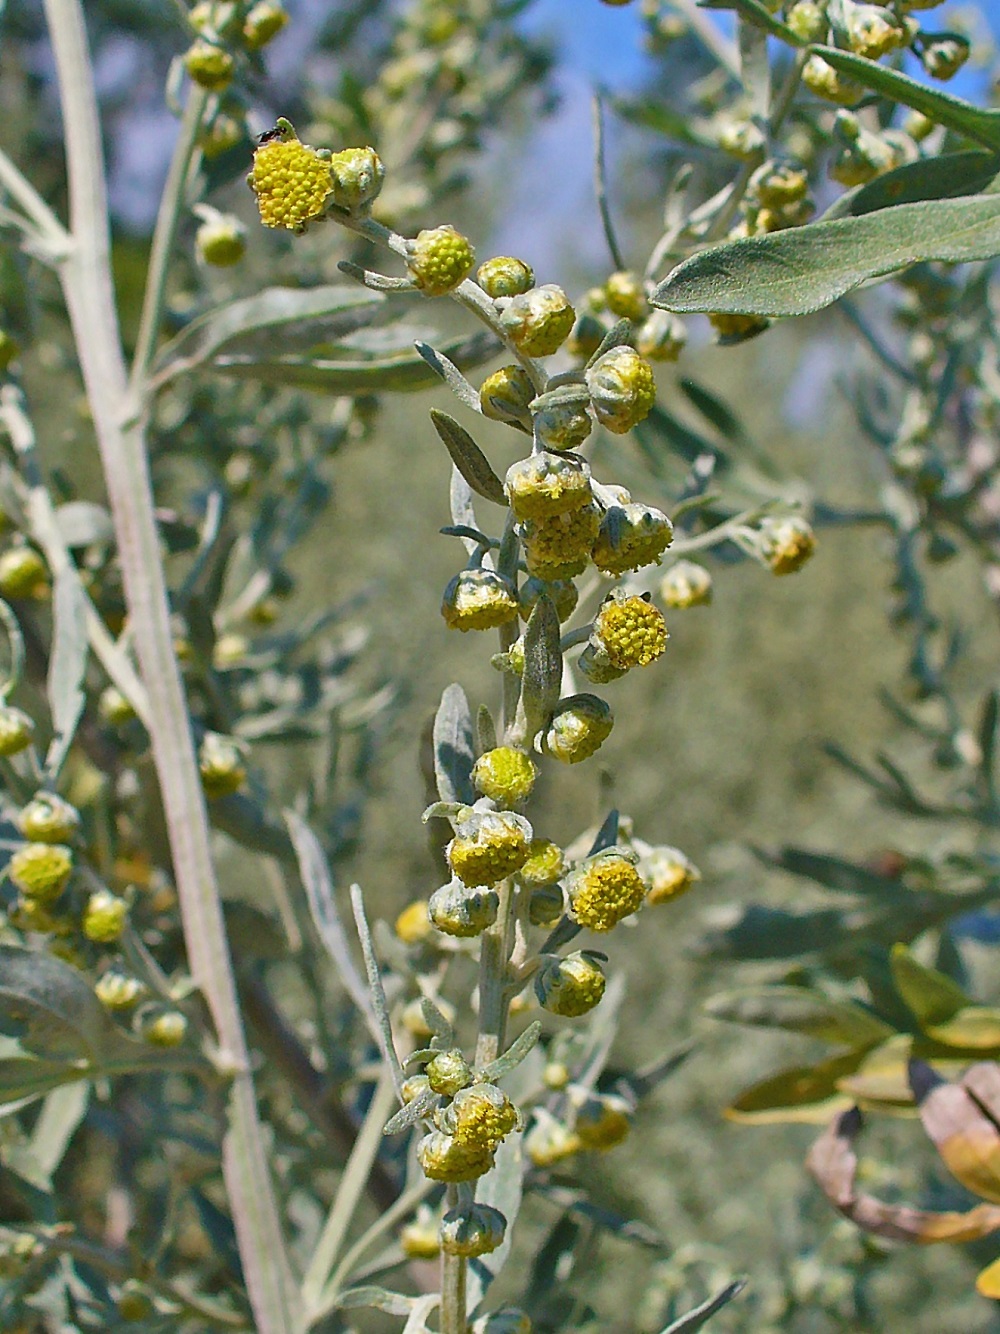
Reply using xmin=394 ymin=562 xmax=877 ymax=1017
xmin=250 ymin=122 xmax=333 ymax=232
xmin=591 ymin=591 xmax=667 ymax=670
xmin=500 ymin=285 xmax=575 ymax=357
xmin=9 ymin=843 xmax=73 ymax=903
xmin=441 ymin=568 xmax=519 ymax=632
xmin=585 ymin=346 xmax=656 ymax=433
xmin=18 ymin=793 xmax=80 ymax=844
xmin=660 ymin=560 xmax=712 ymax=608
xmin=472 ymin=746 xmax=537 ymax=806
xmin=447 ymin=810 xmax=532 ymax=888
xmin=567 ymin=849 xmax=646 ymax=932
xmin=543 ymin=693 xmax=614 ymax=764
xmin=183 ymin=41 xmax=235 ymax=92
xmin=82 ymin=889 xmax=128 ymax=943
xmin=505 ymin=453 xmax=592 ymax=522
xmin=408 ymin=225 xmax=475 ymax=296
xmin=477 ymin=256 xmax=534 ymax=299
xmin=535 ymin=950 xmax=606 ymax=1017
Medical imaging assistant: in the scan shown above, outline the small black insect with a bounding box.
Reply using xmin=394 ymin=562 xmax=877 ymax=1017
xmin=256 ymin=126 xmax=285 ymax=146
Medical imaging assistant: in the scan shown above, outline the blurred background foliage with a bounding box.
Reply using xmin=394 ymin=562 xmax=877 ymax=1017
xmin=4 ymin=0 xmax=1000 ymax=1329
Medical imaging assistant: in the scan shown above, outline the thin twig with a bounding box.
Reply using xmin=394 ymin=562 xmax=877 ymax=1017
xmin=592 ymin=92 xmax=625 ymax=273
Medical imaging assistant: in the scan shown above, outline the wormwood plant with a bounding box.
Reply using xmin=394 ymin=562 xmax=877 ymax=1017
xmin=2 ymin=0 xmax=1000 ymax=1331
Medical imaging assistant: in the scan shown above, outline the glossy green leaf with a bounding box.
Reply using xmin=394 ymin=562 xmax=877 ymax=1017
xmin=429 ymin=410 xmax=505 ymax=506
xmin=809 ymin=45 xmax=1000 ymax=152
xmin=706 ymin=985 xmax=893 ymax=1049
xmin=152 ymin=285 xmax=385 ymax=382
xmin=213 ymin=330 xmax=502 ymax=394
xmin=726 ymin=1050 xmax=863 ymax=1124
xmin=652 ymin=193 xmax=1000 ymax=319
xmin=432 ymin=682 xmax=475 ymax=806
xmin=825 ymin=151 xmax=1000 ymax=221
xmin=891 ymin=942 xmax=970 ymax=1031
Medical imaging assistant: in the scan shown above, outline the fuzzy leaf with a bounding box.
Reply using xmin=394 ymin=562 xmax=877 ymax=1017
xmin=519 ymin=596 xmax=562 ymax=743
xmin=479 ymin=1020 xmax=542 ymax=1083
xmin=652 ymin=193 xmax=1000 ymax=319
xmin=429 ymin=410 xmax=506 ymax=506
xmin=468 ymin=1132 xmax=524 ymax=1314
xmin=706 ymin=986 xmax=893 ymax=1049
xmin=658 ymin=1278 xmax=748 ymax=1334
xmin=808 ymin=1106 xmax=1000 ymax=1243
xmin=891 ymin=942 xmax=970 ymax=1031
xmin=825 ymin=151 xmax=1000 ymax=221
xmin=213 ymin=331 xmax=502 ymax=394
xmin=432 ymin=683 xmax=475 ymax=806
xmin=153 ymin=285 xmax=384 ymax=380
xmin=415 ymin=342 xmax=481 ymax=411
xmin=809 ymin=45 xmax=1000 ymax=152
xmin=45 ymin=565 xmax=88 ymax=778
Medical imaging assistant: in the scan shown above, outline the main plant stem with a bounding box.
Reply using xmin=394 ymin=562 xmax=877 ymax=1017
xmin=42 ymin=4 xmax=302 ymax=1330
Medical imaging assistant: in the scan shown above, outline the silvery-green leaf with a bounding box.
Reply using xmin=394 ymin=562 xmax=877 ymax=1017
xmin=45 ymin=565 xmax=87 ymax=779
xmin=333 ymin=1286 xmax=416 ymax=1315
xmin=477 ymin=705 xmax=497 ymax=755
xmin=467 ymin=1132 xmax=524 ymax=1315
xmin=653 ymin=193 xmax=1000 ymax=319
xmin=415 ymin=341 xmax=482 ymax=411
xmin=584 ymin=319 xmax=634 ymax=370
xmin=153 ymin=286 xmax=384 ymax=381
xmin=824 ymin=151 xmax=1000 ymax=221
xmin=53 ymin=501 xmax=114 ymax=549
xmin=810 ymin=44 xmax=1000 ymax=152
xmin=478 ymin=1020 xmax=542 ymax=1083
xmin=214 ymin=331 xmax=502 ymax=394
xmin=519 ymin=596 xmax=561 ymax=743
xmin=658 ymin=1279 xmax=747 ymax=1333
xmin=433 ymin=683 xmax=475 ymax=805
xmin=430 ymin=410 xmax=506 ymax=506
xmin=382 ymin=1088 xmax=436 ymax=1136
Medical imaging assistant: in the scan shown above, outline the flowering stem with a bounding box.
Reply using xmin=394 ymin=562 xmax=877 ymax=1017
xmin=130 ymin=84 xmax=210 ymax=388
xmin=41 ymin=3 xmax=302 ymax=1330
xmin=440 ymin=1186 xmax=467 ymax=1334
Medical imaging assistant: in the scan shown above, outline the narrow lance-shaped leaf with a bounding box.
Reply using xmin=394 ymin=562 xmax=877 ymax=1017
xmin=807 ymin=1105 xmax=1000 ymax=1242
xmin=213 ymin=330 xmax=502 ymax=394
xmin=652 ymin=194 xmax=1000 ymax=320
xmin=415 ymin=341 xmax=481 ymax=412
xmin=429 ymin=410 xmax=506 ymax=507
xmin=45 ymin=564 xmax=88 ymax=779
xmin=809 ymin=45 xmax=1000 ymax=152
xmin=517 ymin=596 xmax=562 ymax=744
xmin=890 ymin=942 xmax=970 ymax=1031
xmin=706 ymin=986 xmax=893 ymax=1049
xmin=824 ymin=151 xmax=1000 ymax=221
xmin=433 ymin=683 xmax=475 ymax=806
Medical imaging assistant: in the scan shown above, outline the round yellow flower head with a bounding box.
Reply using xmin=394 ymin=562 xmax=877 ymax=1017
xmin=428 ymin=879 xmax=499 ymax=936
xmin=250 ymin=121 xmax=333 ymax=232
xmin=425 ymin=1049 xmax=473 ymax=1097
xmin=500 ymin=285 xmax=576 ymax=357
xmin=82 ymin=889 xmax=128 ymax=944
xmin=636 ymin=309 xmax=686 ymax=362
xmin=242 ymin=2 xmax=289 ymax=49
xmin=802 ymin=54 xmax=864 ymax=105
xmin=444 ymin=1082 xmax=520 ymax=1151
xmin=567 ymin=849 xmax=646 ymax=932
xmin=592 ymin=502 xmax=673 ymax=575
xmin=395 ymin=898 xmax=432 ymax=944
xmin=18 ymin=793 xmax=80 ymax=844
xmin=0 ymin=705 xmax=33 ymax=756
xmin=198 ymin=732 xmax=247 ymax=797
xmin=533 ymin=400 xmax=594 ymax=451
xmin=408 ymin=225 xmax=476 ymax=296
xmin=521 ymin=504 xmax=600 ymax=581
xmin=196 ymin=215 xmax=247 ymax=266
xmin=400 ymin=1208 xmax=441 ymax=1260
xmin=441 ymin=568 xmax=519 ymax=632
xmin=524 ymin=1111 xmax=581 ymax=1167
xmin=418 ymin=1129 xmax=495 ymax=1182
xmin=440 ymin=1202 xmax=507 ymax=1257
xmin=480 ymin=365 xmax=534 ymax=424
xmin=585 ymin=346 xmax=657 ymax=434
xmin=9 ymin=842 xmax=73 ymax=904
xmin=0 ymin=546 xmax=48 ymax=600
xmin=447 ymin=809 xmax=532 ymax=887
xmin=328 ymin=146 xmax=385 ymax=212
xmin=660 ymin=559 xmax=713 ymax=608
xmin=758 ymin=515 xmax=816 ymax=575
xmin=592 ymin=592 xmax=667 ymax=670
xmin=143 ymin=1010 xmax=189 ymax=1048
xmin=543 ymin=693 xmax=614 ymax=764
xmin=505 ymin=453 xmax=592 ymax=522
xmin=786 ymin=0 xmax=828 ymax=41
xmin=472 ymin=746 xmax=537 ymax=806
xmin=750 ymin=160 xmax=810 ymax=209
xmin=640 ymin=845 xmax=701 ymax=905
xmin=520 ymin=838 xmax=566 ymax=886
xmin=604 ymin=270 xmax=646 ymax=321
xmin=183 ymin=41 xmax=235 ymax=91
xmin=95 ymin=971 xmax=146 ymax=1011
xmin=478 ymin=256 xmax=535 ymax=299
xmin=535 ymin=950 xmax=606 ymax=1017
xmin=573 ymin=1092 xmax=632 ymax=1149
xmin=845 ymin=3 xmax=905 ymax=59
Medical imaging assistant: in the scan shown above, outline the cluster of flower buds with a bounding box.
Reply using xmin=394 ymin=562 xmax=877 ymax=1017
xmin=183 ymin=2 xmax=289 ymax=94
xmin=570 ymin=274 xmax=687 ymax=364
